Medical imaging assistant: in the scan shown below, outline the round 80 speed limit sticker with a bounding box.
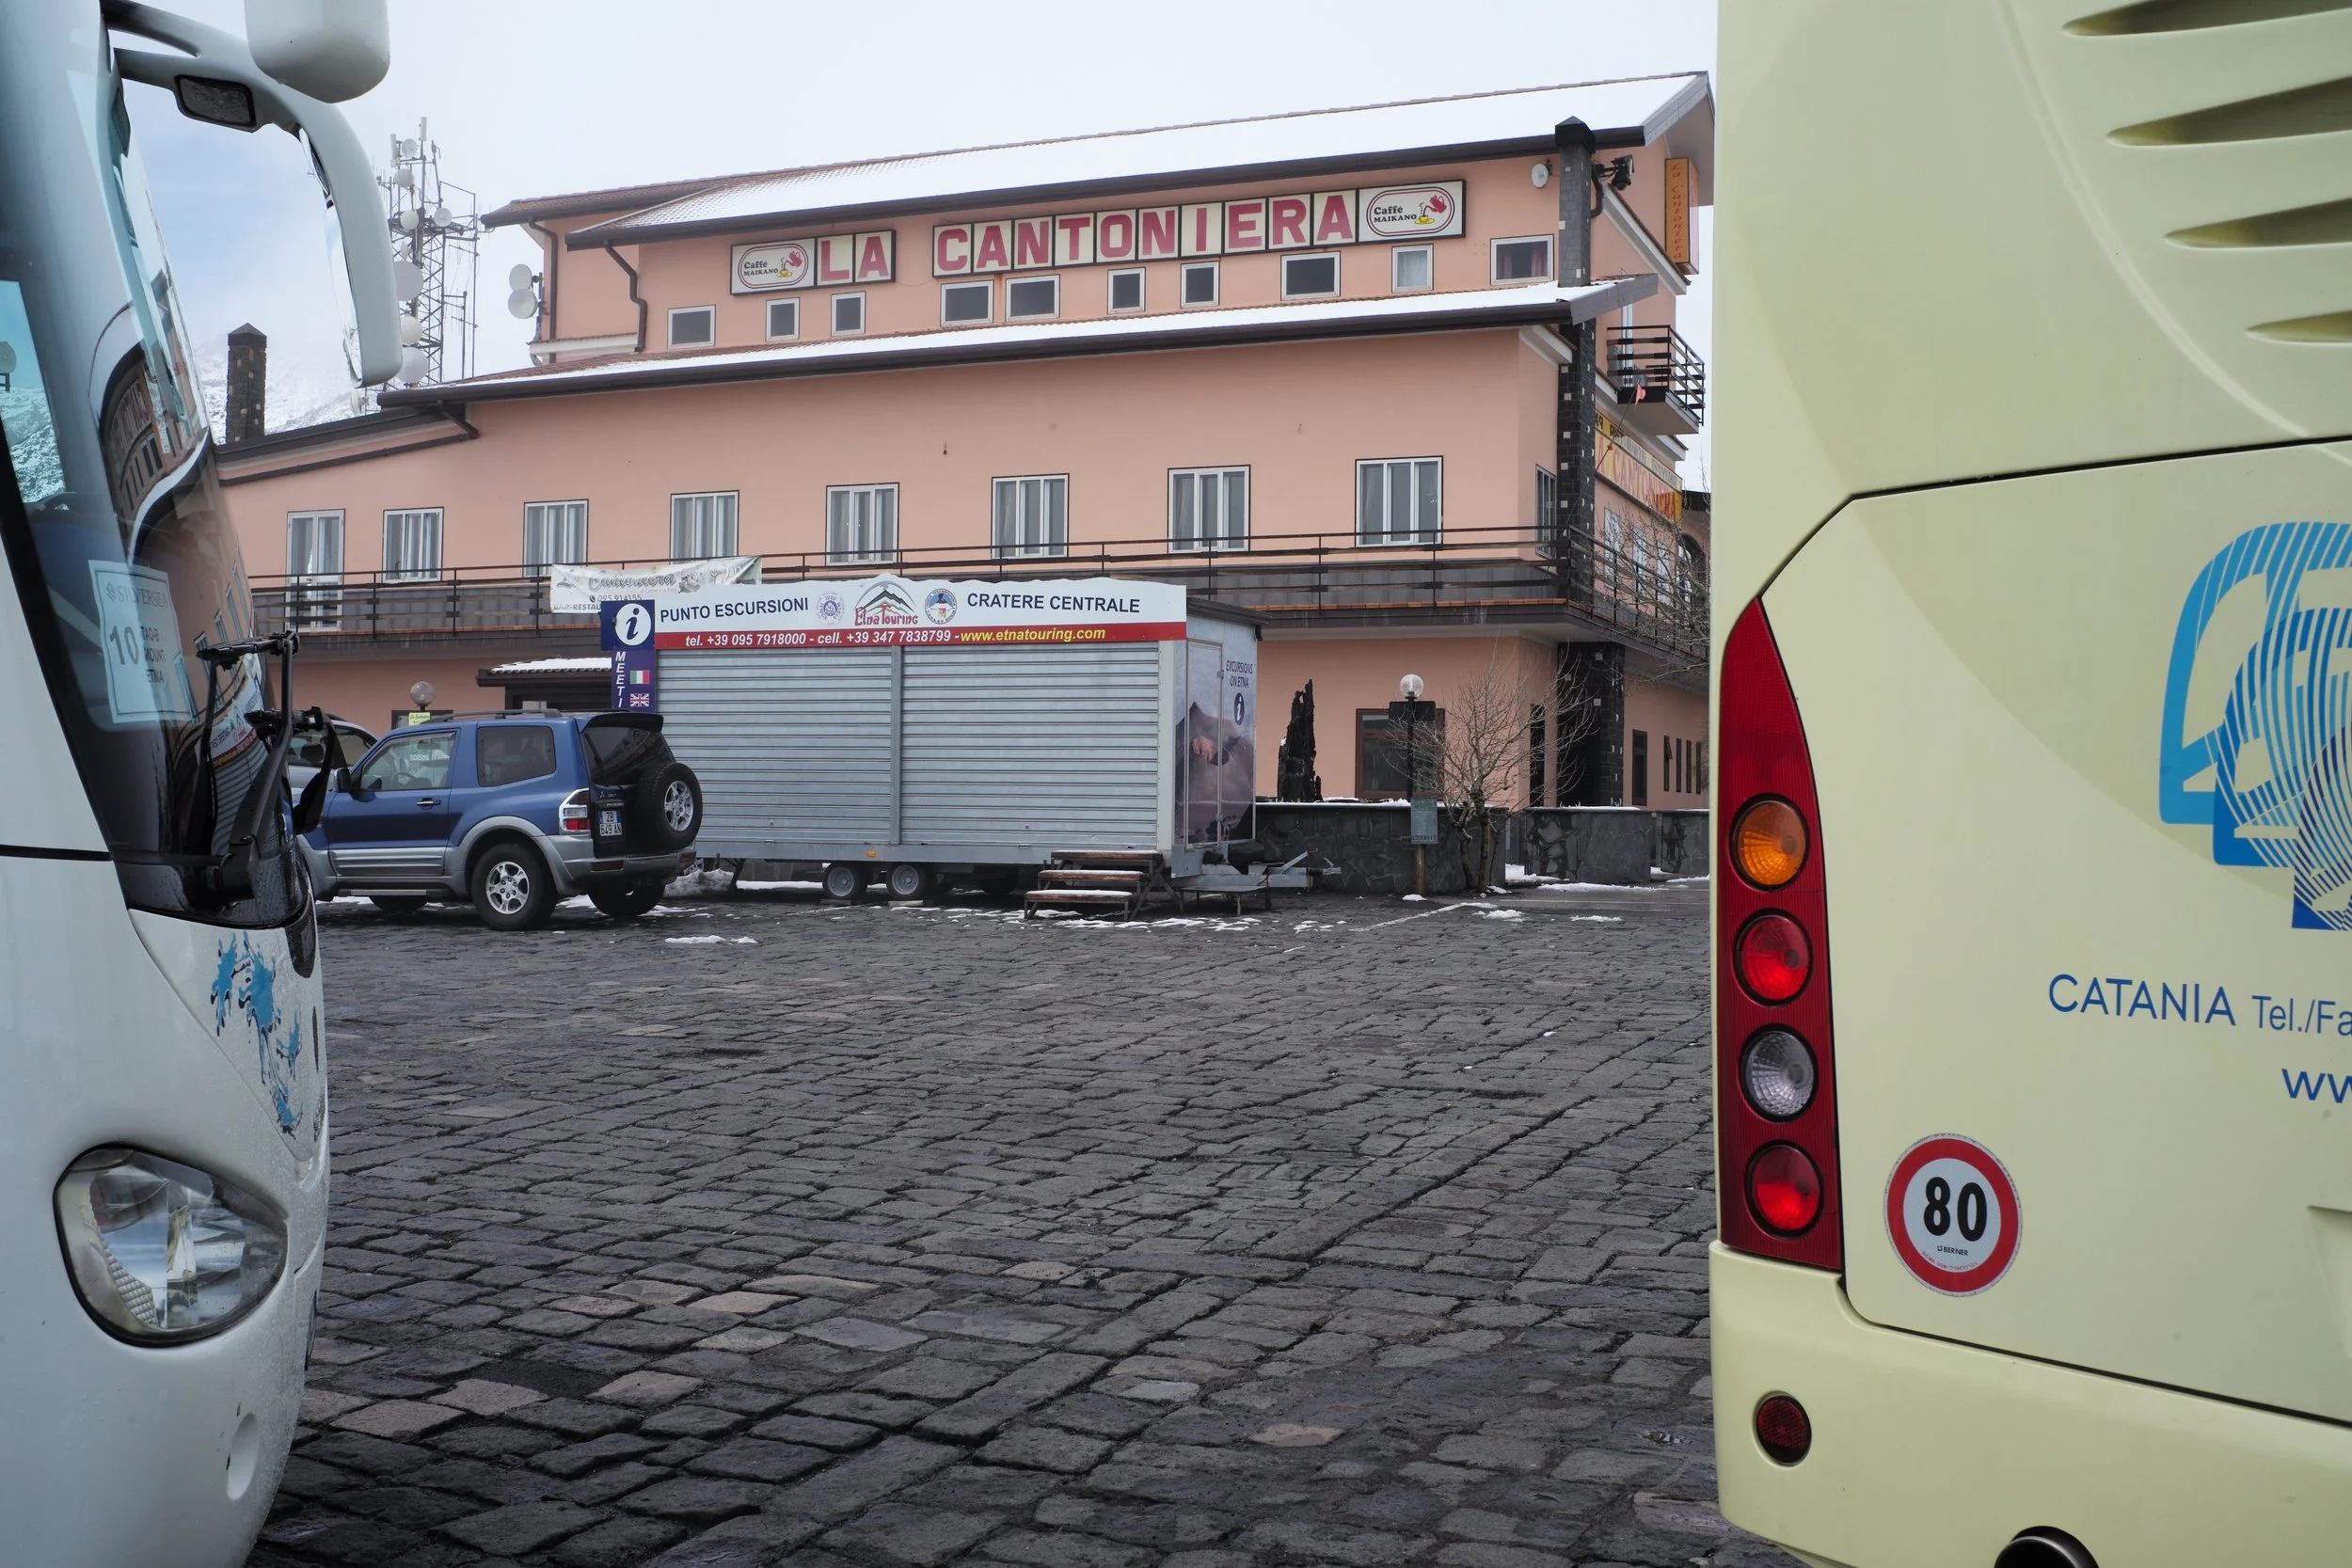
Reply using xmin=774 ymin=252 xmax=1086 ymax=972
xmin=1884 ymin=1135 xmax=2021 ymax=1295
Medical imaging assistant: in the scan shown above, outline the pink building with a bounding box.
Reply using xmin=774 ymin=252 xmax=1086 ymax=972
xmin=221 ymin=76 xmax=1713 ymax=807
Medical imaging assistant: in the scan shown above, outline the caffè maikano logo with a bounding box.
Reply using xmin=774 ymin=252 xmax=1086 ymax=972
xmin=929 ymin=181 xmax=1466 ymax=277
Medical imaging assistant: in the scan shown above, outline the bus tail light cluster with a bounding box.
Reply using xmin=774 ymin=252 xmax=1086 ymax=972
xmin=1718 ymin=600 xmax=1841 ymax=1270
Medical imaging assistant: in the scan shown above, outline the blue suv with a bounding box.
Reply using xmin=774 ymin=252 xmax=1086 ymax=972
xmin=301 ymin=712 xmax=704 ymax=929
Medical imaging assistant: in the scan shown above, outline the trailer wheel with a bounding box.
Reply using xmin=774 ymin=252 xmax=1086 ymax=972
xmin=821 ymin=863 xmax=866 ymax=901
xmin=884 ymin=863 xmax=929 ymax=900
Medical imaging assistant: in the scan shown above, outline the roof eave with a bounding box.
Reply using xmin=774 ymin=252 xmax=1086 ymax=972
xmin=564 ymin=130 xmax=1648 ymax=252
xmin=380 ymin=278 xmax=1655 ymax=410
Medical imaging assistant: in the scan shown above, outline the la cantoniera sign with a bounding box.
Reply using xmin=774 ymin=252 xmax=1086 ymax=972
xmin=653 ymin=576 xmax=1187 ymax=649
xmin=730 ymin=181 xmax=1466 ymax=294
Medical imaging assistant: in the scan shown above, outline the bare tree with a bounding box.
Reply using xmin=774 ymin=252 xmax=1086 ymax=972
xmin=1407 ymin=657 xmax=1541 ymax=893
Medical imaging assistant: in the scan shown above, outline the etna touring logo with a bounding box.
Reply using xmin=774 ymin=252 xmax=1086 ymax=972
xmin=2162 ymin=522 xmax=2352 ymax=930
xmin=854 ymin=580 xmax=919 ymax=627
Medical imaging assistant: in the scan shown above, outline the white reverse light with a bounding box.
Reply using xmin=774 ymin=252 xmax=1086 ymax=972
xmin=1740 ymin=1029 xmax=1818 ymax=1121
xmin=55 ymin=1148 xmax=286 ymax=1342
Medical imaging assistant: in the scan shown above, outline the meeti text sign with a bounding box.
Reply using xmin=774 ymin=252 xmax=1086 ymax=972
xmin=930 ymin=181 xmax=1464 ymax=277
xmin=653 ymin=575 xmax=1187 ymax=650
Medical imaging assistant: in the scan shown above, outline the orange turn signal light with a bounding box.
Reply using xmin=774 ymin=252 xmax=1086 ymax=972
xmin=1733 ymin=798 xmax=1807 ymax=889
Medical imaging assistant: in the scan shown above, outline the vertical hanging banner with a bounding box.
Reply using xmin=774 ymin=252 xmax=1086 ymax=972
xmin=1662 ymin=158 xmax=1693 ymax=267
xmin=601 ymin=598 xmax=659 ymax=712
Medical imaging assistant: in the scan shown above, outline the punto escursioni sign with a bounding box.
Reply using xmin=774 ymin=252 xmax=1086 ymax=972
xmin=731 ymin=231 xmax=897 ymax=293
xmin=928 ymin=181 xmax=1466 ymax=276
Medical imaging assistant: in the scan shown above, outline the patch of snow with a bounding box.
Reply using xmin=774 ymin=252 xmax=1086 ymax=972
xmin=664 ymin=935 xmax=757 ymax=944
xmin=1565 ymin=914 xmax=1625 ymax=923
xmin=1401 ymin=894 xmax=1425 ymax=903
xmin=738 ymin=879 xmax=824 ymax=892
xmin=1536 ymin=881 xmax=1665 ymax=893
xmin=1478 ymin=909 xmax=1525 ymax=921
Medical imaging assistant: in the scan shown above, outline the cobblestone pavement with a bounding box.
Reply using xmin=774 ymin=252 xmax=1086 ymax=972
xmin=252 ymin=884 xmax=1793 ymax=1568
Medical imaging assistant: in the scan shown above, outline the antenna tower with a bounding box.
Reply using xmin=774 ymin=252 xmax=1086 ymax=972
xmin=380 ymin=119 xmax=479 ymax=387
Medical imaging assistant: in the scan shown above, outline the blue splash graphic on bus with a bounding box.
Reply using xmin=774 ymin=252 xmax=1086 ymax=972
xmin=2161 ymin=522 xmax=2352 ymax=930
xmin=208 ymin=934 xmax=304 ymax=1132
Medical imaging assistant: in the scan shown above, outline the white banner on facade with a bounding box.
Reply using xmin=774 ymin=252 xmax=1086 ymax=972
xmin=549 ymin=557 xmax=761 ymax=613
xmin=651 ymin=575 xmax=1187 ymax=650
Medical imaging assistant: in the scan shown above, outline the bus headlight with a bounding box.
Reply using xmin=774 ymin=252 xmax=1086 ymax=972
xmin=55 ymin=1148 xmax=286 ymax=1341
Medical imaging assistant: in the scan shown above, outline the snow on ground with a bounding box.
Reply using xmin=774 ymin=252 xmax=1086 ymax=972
xmin=664 ymin=935 xmax=758 ymax=945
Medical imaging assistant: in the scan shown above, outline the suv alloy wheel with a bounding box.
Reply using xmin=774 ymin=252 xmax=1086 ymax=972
xmin=471 ymin=841 xmax=554 ymax=930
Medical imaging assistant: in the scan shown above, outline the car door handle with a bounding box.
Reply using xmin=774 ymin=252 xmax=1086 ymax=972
xmin=415 ymin=797 xmax=439 ymax=807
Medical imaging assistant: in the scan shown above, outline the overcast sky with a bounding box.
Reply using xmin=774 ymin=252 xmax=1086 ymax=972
xmin=128 ymin=0 xmax=1714 ymax=467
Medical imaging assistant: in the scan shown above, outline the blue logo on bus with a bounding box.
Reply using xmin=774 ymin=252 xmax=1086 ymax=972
xmin=2161 ymin=522 xmax=2352 ymax=930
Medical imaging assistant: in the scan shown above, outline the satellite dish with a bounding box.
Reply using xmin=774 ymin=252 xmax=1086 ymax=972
xmin=432 ymin=203 xmax=452 ymax=228
xmin=398 ymin=312 xmax=422 ymax=345
xmin=396 ymin=207 xmax=419 ymax=231
xmin=393 ymin=164 xmax=415 ymax=190
xmin=397 ymin=347 xmax=427 ymax=384
xmin=398 ymin=138 xmax=418 ymax=160
xmin=507 ymin=262 xmax=534 ymax=293
xmin=506 ymin=289 xmax=538 ymax=320
xmin=391 ymin=259 xmax=423 ymax=299
xmin=0 ymin=343 xmax=15 ymax=375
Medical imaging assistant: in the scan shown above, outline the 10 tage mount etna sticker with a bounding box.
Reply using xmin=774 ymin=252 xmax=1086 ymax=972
xmin=1884 ymin=1135 xmax=2021 ymax=1295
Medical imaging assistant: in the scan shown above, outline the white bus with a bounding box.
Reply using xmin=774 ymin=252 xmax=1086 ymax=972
xmin=1709 ymin=5 xmax=2352 ymax=1566
xmin=0 ymin=4 xmax=393 ymax=1560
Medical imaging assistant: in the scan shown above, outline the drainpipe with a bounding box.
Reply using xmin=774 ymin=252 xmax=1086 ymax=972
xmin=603 ymin=240 xmax=645 ymax=353
xmin=1554 ymin=117 xmax=1598 ymax=612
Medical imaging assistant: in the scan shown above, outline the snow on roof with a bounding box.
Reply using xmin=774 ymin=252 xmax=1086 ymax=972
xmin=486 ymin=657 xmax=612 ymax=673
xmin=385 ymin=277 xmax=1646 ymax=408
xmin=573 ymin=75 xmax=1708 ymax=245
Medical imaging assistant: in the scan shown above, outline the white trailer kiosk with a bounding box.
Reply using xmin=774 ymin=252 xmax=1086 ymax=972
xmin=642 ymin=575 xmax=1259 ymax=906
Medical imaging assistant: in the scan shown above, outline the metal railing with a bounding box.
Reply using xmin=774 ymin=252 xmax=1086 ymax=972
xmin=247 ymin=524 xmax=1708 ymax=658
xmin=1605 ymin=324 xmax=1706 ymax=426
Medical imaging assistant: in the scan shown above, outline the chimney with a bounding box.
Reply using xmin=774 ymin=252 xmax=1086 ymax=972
xmin=225 ymin=324 xmax=266 ymax=443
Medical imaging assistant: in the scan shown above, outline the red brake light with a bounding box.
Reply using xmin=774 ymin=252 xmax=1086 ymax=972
xmin=1747 ymin=1144 xmax=1821 ymax=1232
xmin=1717 ymin=599 xmax=1842 ymax=1270
xmin=1734 ymin=912 xmax=1811 ymax=1003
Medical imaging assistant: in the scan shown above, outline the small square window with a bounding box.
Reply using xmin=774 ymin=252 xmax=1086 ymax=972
xmin=1491 ymin=237 xmax=1552 ymax=282
xmin=1181 ymin=261 xmax=1218 ymax=307
xmin=668 ymin=306 xmax=715 ymax=347
xmin=832 ymin=293 xmax=865 ymax=335
xmin=1006 ymin=276 xmax=1059 ymax=320
xmin=766 ymin=297 xmax=799 ymax=341
xmin=1281 ymin=253 xmax=1340 ymax=299
xmin=1391 ymin=245 xmax=1434 ymax=293
xmin=1107 ymin=268 xmax=1145 ymax=312
xmin=942 ymin=281 xmax=992 ymax=325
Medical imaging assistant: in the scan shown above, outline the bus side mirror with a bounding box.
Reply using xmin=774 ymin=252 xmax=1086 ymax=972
xmin=109 ymin=6 xmax=400 ymax=385
xmin=244 ymin=0 xmax=389 ymax=103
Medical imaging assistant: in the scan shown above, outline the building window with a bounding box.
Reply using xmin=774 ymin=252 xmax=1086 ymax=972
xmin=1181 ymin=261 xmax=1218 ymax=307
xmin=671 ymin=491 xmax=739 ymax=559
xmin=1108 ymin=268 xmax=1145 ymax=312
xmin=1169 ymin=467 xmax=1248 ymax=552
xmin=826 ymin=483 xmax=899 ymax=564
xmin=1630 ymin=729 xmax=1649 ymax=806
xmin=1601 ymin=507 xmax=1626 ymax=595
xmin=1007 ymin=276 xmax=1059 ymax=320
xmin=831 ymin=293 xmax=865 ymax=335
xmin=941 ymin=281 xmax=992 ymax=325
xmin=1491 ymin=236 xmax=1552 ymax=282
xmin=992 ymin=474 xmax=1068 ymax=559
xmin=1357 ymin=707 xmax=1443 ymax=799
xmin=1391 ymin=245 xmax=1434 ymax=293
xmin=1356 ymin=458 xmax=1441 ymax=546
xmin=287 ymin=510 xmax=342 ymax=578
xmin=286 ymin=510 xmax=343 ymax=629
xmin=382 ymin=508 xmax=442 ymax=580
xmin=522 ymin=500 xmax=588 ymax=577
xmin=767 ymin=298 xmax=800 ymax=341
xmin=1535 ymin=466 xmax=1557 ymax=544
xmin=1280 ymin=252 xmax=1340 ymax=300
xmin=668 ymin=306 xmax=715 ymax=347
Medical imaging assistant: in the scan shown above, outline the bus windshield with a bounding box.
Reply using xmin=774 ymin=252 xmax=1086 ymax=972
xmin=0 ymin=11 xmax=298 ymax=927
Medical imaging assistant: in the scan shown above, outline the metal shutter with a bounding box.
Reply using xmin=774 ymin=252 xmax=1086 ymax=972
xmin=660 ymin=649 xmax=896 ymax=841
xmin=901 ymin=646 xmax=1160 ymax=847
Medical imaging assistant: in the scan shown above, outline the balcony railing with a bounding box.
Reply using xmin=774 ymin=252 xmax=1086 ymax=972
xmin=247 ymin=524 xmax=1708 ymax=660
xmin=1605 ymin=324 xmax=1706 ymax=432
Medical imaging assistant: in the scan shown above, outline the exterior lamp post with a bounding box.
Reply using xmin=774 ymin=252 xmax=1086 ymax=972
xmin=1396 ymin=673 xmax=1438 ymax=896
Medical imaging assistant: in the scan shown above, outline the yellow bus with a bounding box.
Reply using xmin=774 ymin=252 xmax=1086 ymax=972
xmin=1708 ymin=5 xmax=2352 ymax=1565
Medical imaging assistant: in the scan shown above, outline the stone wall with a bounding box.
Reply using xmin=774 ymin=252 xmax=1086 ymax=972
xmin=1252 ymin=803 xmax=1708 ymax=892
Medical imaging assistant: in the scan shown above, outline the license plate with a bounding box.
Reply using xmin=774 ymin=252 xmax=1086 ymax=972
xmin=598 ymin=809 xmax=624 ymax=838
